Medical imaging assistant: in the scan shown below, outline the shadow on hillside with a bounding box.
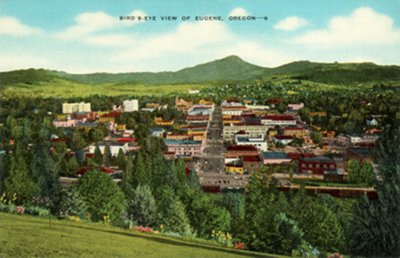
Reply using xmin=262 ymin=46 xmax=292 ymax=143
xmin=23 ymin=218 xmax=274 ymax=258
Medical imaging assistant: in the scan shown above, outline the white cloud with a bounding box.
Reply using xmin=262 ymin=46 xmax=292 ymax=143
xmin=55 ymin=10 xmax=146 ymax=42
xmin=295 ymin=7 xmax=400 ymax=48
xmin=0 ymin=16 xmax=43 ymax=36
xmin=0 ymin=53 xmax=52 ymax=71
xmin=229 ymin=7 xmax=250 ymax=17
xmin=274 ymin=16 xmax=308 ymax=31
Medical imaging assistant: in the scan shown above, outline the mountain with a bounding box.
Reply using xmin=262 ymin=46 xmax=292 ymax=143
xmin=1 ymin=56 xmax=400 ymax=86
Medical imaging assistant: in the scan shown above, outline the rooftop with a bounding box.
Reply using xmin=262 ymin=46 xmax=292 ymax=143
xmin=164 ymin=139 xmax=202 ymax=145
xmin=227 ymin=145 xmax=258 ymax=151
xmin=262 ymin=151 xmax=290 ymax=160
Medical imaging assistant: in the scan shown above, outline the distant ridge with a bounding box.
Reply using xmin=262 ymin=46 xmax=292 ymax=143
xmin=1 ymin=55 xmax=400 ymax=86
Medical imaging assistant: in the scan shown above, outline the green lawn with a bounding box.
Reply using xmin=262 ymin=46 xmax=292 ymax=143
xmin=0 ymin=212 xmax=283 ymax=258
xmin=0 ymin=79 xmax=206 ymax=98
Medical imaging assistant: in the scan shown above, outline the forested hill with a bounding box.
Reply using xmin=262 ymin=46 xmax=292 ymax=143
xmin=1 ymin=55 xmax=400 ymax=86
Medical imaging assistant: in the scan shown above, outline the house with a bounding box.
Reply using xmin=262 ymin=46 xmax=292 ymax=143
xmin=260 ymin=114 xmax=296 ymax=126
xmin=225 ymin=145 xmax=259 ymax=158
xmin=366 ymin=118 xmax=378 ymax=126
xmin=262 ymin=151 xmax=292 ymax=165
xmin=347 ymin=148 xmax=373 ymax=162
xmin=309 ymin=112 xmax=327 ymax=117
xmin=234 ymin=134 xmax=267 ymax=151
xmin=287 ymin=103 xmax=304 ymax=111
xmin=242 ymin=155 xmax=261 ymax=173
xmin=164 ymin=139 xmax=204 ymax=157
xmin=175 ymin=98 xmax=192 ymax=111
xmin=283 ymin=127 xmax=307 ymax=138
xmin=88 ymin=142 xmax=129 ymax=157
xmin=155 ymin=117 xmax=174 ymax=126
xmin=186 ymin=115 xmax=210 ymax=123
xmin=62 ymin=102 xmax=91 ymax=114
xmin=298 ymin=156 xmax=336 ymax=175
xmin=150 ymin=127 xmax=166 ymax=137
xmin=273 ymin=135 xmax=294 ymax=145
xmin=225 ymin=164 xmax=245 ymax=174
xmin=53 ymin=119 xmax=82 ymax=128
xmin=123 ymin=99 xmax=139 ymax=112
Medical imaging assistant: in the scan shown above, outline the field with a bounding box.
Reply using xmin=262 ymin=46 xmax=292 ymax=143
xmin=0 ymin=79 xmax=206 ymax=98
xmin=0 ymin=213 xmax=283 ymax=258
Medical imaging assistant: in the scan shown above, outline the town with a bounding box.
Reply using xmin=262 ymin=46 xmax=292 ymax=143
xmin=51 ymin=96 xmax=379 ymax=197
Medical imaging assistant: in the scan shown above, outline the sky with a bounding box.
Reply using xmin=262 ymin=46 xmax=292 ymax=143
xmin=1 ymin=0 xmax=400 ymax=73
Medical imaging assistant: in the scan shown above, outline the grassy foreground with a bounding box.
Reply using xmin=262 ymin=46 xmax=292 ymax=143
xmin=0 ymin=212 xmax=282 ymax=258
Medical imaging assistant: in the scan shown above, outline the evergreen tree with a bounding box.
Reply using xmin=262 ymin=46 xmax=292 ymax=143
xmin=66 ymin=155 xmax=79 ymax=176
xmin=126 ymin=184 xmax=157 ymax=227
xmin=156 ymin=186 xmax=190 ymax=233
xmin=30 ymin=142 xmax=61 ymax=209
xmin=4 ymin=155 xmax=38 ymax=205
xmin=102 ymin=144 xmax=111 ymax=167
xmin=349 ymin=128 xmax=400 ymax=256
xmin=116 ymin=149 xmax=126 ymax=170
xmin=122 ymin=154 xmax=134 ymax=185
xmin=93 ymin=145 xmax=103 ymax=165
xmin=77 ymin=169 xmax=126 ymax=222
xmin=132 ymin=151 xmax=149 ymax=187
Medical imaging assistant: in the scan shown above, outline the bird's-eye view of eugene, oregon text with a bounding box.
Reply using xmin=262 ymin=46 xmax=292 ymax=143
xmin=1 ymin=0 xmax=400 ymax=257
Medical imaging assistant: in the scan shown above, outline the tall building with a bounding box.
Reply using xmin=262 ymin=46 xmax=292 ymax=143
xmin=62 ymin=102 xmax=91 ymax=114
xmin=123 ymin=99 xmax=139 ymax=112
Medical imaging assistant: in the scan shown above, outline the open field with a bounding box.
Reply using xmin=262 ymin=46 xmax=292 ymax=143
xmin=0 ymin=212 xmax=283 ymax=258
xmin=0 ymin=79 xmax=206 ymax=98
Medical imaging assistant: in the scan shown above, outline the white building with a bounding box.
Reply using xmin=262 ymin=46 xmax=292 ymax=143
xmin=260 ymin=115 xmax=296 ymax=126
xmin=62 ymin=102 xmax=91 ymax=114
xmin=123 ymin=99 xmax=139 ymax=112
xmin=235 ymin=134 xmax=268 ymax=151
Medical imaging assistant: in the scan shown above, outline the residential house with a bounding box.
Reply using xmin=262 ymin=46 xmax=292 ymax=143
xmin=273 ymin=135 xmax=294 ymax=145
xmin=150 ymin=127 xmax=166 ymax=137
xmin=234 ymin=134 xmax=267 ymax=151
xmin=225 ymin=145 xmax=258 ymax=158
xmin=283 ymin=127 xmax=307 ymax=138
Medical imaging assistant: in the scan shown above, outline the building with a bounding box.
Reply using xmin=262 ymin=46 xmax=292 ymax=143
xmin=223 ymin=123 xmax=268 ymax=141
xmin=262 ymin=151 xmax=292 ymax=165
xmin=225 ymin=145 xmax=258 ymax=158
xmin=288 ymin=103 xmax=304 ymax=111
xmin=53 ymin=119 xmax=82 ymax=128
xmin=234 ymin=134 xmax=267 ymax=151
xmin=123 ymin=99 xmax=139 ymax=112
xmin=243 ymin=155 xmax=261 ymax=173
xmin=273 ymin=135 xmax=294 ymax=145
xmin=283 ymin=127 xmax=307 ymax=138
xmin=150 ymin=127 xmax=166 ymax=137
xmin=164 ymin=139 xmax=204 ymax=157
xmin=62 ymin=102 xmax=91 ymax=114
xmin=261 ymin=114 xmax=296 ymax=126
xmin=298 ymin=156 xmax=336 ymax=175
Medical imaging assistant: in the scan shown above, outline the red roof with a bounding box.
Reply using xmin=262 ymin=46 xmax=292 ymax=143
xmin=242 ymin=155 xmax=261 ymax=162
xmin=101 ymin=111 xmax=121 ymax=118
xmin=262 ymin=115 xmax=295 ymax=121
xmin=116 ymin=137 xmax=135 ymax=143
xmin=287 ymin=152 xmax=301 ymax=160
xmin=274 ymin=135 xmax=294 ymax=140
xmin=186 ymin=115 xmax=209 ymax=120
xmin=227 ymin=145 xmax=258 ymax=151
xmin=50 ymin=138 xmax=66 ymax=143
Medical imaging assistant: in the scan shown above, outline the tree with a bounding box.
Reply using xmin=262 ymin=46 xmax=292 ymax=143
xmin=126 ymin=184 xmax=157 ymax=227
xmin=93 ymin=145 xmax=103 ymax=165
xmin=116 ymin=149 xmax=126 ymax=170
xmin=59 ymin=186 xmax=88 ymax=218
xmin=157 ymin=186 xmax=190 ymax=233
xmin=186 ymin=192 xmax=231 ymax=237
xmin=290 ymin=191 xmax=344 ymax=251
xmin=311 ymin=131 xmax=322 ymax=144
xmin=132 ymin=151 xmax=149 ymax=187
xmin=348 ymin=128 xmax=400 ymax=256
xmin=4 ymin=155 xmax=38 ymax=205
xmin=122 ymin=154 xmax=134 ymax=185
xmin=30 ymin=143 xmax=61 ymax=209
xmin=102 ymin=144 xmax=111 ymax=167
xmin=347 ymin=159 xmax=361 ymax=183
xmin=76 ymin=170 xmax=126 ymax=222
xmin=66 ymin=155 xmax=79 ymax=176
xmin=347 ymin=159 xmax=374 ymax=185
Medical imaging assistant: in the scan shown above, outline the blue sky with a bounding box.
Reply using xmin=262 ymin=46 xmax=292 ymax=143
xmin=1 ymin=0 xmax=400 ymax=73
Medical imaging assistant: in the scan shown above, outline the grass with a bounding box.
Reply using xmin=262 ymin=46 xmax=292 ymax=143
xmin=0 ymin=79 xmax=207 ymax=98
xmin=0 ymin=212 xmax=284 ymax=258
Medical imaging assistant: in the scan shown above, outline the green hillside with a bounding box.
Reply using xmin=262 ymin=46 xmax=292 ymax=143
xmin=0 ymin=56 xmax=399 ymax=96
xmin=0 ymin=213 xmax=281 ymax=258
